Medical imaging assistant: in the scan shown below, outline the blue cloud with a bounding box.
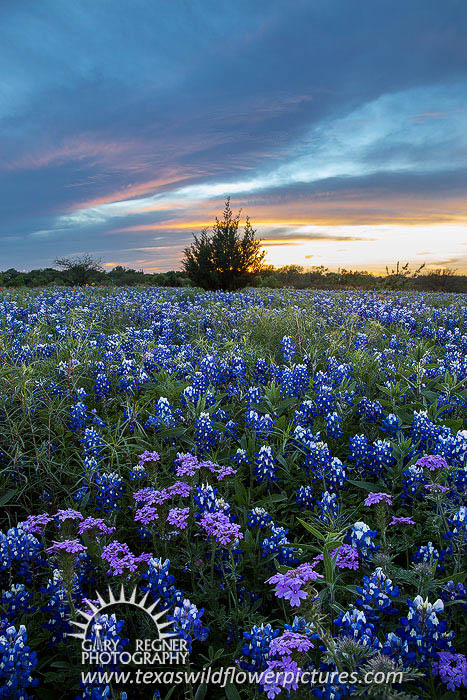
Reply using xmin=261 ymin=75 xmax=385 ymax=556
xmin=0 ymin=0 xmax=466 ymax=269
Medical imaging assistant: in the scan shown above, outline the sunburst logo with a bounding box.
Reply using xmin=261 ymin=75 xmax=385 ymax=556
xmin=68 ymin=584 xmax=176 ymax=644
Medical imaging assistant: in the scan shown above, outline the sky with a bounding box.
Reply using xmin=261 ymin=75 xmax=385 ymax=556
xmin=1 ymin=0 xmax=467 ymax=273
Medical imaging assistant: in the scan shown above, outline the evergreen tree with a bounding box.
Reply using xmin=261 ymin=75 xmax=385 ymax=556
xmin=182 ymin=199 xmax=265 ymax=290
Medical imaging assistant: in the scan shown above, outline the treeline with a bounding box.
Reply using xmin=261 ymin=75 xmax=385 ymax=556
xmin=0 ymin=263 xmax=465 ymax=292
xmin=257 ymin=264 xmax=467 ymax=292
xmin=0 ymin=266 xmax=192 ymax=288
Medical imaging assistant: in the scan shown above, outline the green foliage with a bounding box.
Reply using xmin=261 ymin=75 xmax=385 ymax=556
xmin=54 ymin=253 xmax=104 ymax=285
xmin=182 ymin=199 xmax=265 ymax=290
xmin=256 ymin=263 xmax=466 ymax=293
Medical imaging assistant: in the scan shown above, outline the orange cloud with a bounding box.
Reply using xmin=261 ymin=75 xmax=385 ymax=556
xmin=7 ymin=135 xmax=133 ymax=171
xmin=73 ymin=173 xmax=192 ymax=210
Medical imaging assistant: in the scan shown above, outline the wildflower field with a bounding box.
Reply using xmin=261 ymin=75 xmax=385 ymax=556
xmin=0 ymin=286 xmax=466 ymax=699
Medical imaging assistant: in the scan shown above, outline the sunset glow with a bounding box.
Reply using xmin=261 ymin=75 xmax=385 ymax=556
xmin=1 ymin=1 xmax=466 ymax=272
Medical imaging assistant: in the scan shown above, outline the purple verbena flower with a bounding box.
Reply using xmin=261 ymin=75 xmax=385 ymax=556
xmin=389 ymin=516 xmax=415 ymax=526
xmin=134 ymin=505 xmax=159 ymax=526
xmin=433 ymin=652 xmax=467 ymax=691
xmin=24 ymin=513 xmax=52 ymax=535
xmin=364 ymin=492 xmax=393 ymax=507
xmin=77 ymin=517 xmax=115 ymax=536
xmin=167 ymin=507 xmax=190 ymax=531
xmin=55 ymin=509 xmax=84 ymax=524
xmin=47 ymin=539 xmax=87 ymax=555
xmin=199 ymin=512 xmax=243 ymax=546
xmin=138 ymin=450 xmax=160 ymax=466
xmin=416 ymin=455 xmax=448 ymax=471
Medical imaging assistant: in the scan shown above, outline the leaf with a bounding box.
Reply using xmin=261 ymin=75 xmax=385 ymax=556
xmin=140 ymin=381 xmax=160 ymax=391
xmin=442 ymin=418 xmax=463 ymax=432
xmin=234 ymin=480 xmax=247 ymax=505
xmin=347 ymin=479 xmax=379 ymax=492
xmin=225 ymin=683 xmax=242 ymax=700
xmin=0 ymin=489 xmax=17 ymax=506
xmin=195 ymin=683 xmax=208 ymax=700
xmin=322 ymin=545 xmax=334 ymax=584
xmin=50 ymin=661 xmax=76 ymax=669
xmin=265 ymin=492 xmax=287 ymax=503
xmin=297 ymin=518 xmax=325 ymax=541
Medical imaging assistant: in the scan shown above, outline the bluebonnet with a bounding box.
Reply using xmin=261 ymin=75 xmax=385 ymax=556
xmin=357 ymin=398 xmax=383 ymax=424
xmin=80 ymin=614 xmax=128 ymax=699
xmin=0 ymin=525 xmax=42 ymax=577
xmin=411 ymin=410 xmax=448 ymax=452
xmin=225 ymin=419 xmax=239 ymax=440
xmin=261 ymin=526 xmax=297 ymax=566
xmin=90 ymin=410 xmax=105 ymax=428
xmin=395 ymin=596 xmax=455 ymax=665
xmin=326 ymin=457 xmax=347 ymax=489
xmin=325 ymin=411 xmax=343 ymax=439
xmin=280 ymin=336 xmax=296 ymax=364
xmin=80 ymin=428 xmax=106 ymax=459
xmin=439 ymin=581 xmax=467 ymax=613
xmin=117 ymin=359 xmax=149 ymax=393
xmin=247 ymin=508 xmax=272 ymax=529
xmin=350 ymin=522 xmax=378 ymax=559
xmin=245 ymin=410 xmax=275 ymax=439
xmin=314 ymin=385 xmax=337 ymax=415
xmin=400 ymin=463 xmax=427 ymax=503
xmin=295 ymin=485 xmax=314 ymax=509
xmin=142 ymin=558 xmax=184 ymax=610
xmin=348 ymin=435 xmax=394 ymax=477
xmin=192 ymin=484 xmax=227 ymax=516
xmin=371 ymin=439 xmax=395 ymax=473
xmin=233 ymin=448 xmax=250 ymax=467
xmin=69 ymin=401 xmax=88 ymax=431
xmin=94 ymin=473 xmax=125 ymax=512
xmin=253 ymin=359 xmax=272 ymax=385
xmin=294 ymin=399 xmax=315 ymax=427
xmin=145 ymin=397 xmax=178 ymax=430
xmin=199 ymin=355 xmax=220 ymax=385
xmin=381 ymin=413 xmax=401 ymax=437
xmin=168 ymin=599 xmax=209 ymax=652
xmin=433 ymin=429 xmax=467 ymax=466
xmin=299 ymin=436 xmax=333 ymax=477
xmin=334 ymin=607 xmax=380 ymax=649
xmin=245 ymin=385 xmax=263 ymax=404
xmin=122 ymin=406 xmax=140 ymax=432
xmin=0 ymin=584 xmax=35 ymax=619
xmin=0 ymin=625 xmax=38 ymax=697
xmin=348 ymin=434 xmax=370 ymax=469
xmin=194 ymin=412 xmax=219 ymax=454
xmin=354 ymin=333 xmax=369 ymax=350
xmin=241 ymin=623 xmax=280 ymax=671
xmin=41 ymin=569 xmax=79 ymax=643
xmin=356 ymin=568 xmax=399 ymax=621
xmin=413 ymin=542 xmax=444 ymax=571
xmin=82 ymin=613 xmax=128 ymax=668
xmin=129 ymin=465 xmax=148 ymax=481
xmin=280 ymin=365 xmax=310 ymax=397
xmin=13 ymin=345 xmax=33 ymax=366
xmin=254 ymin=445 xmax=277 ymax=487
xmin=93 ymin=372 xmax=111 ymax=399
xmin=339 ymin=388 xmax=356 ymax=407
xmin=317 ymin=491 xmax=339 ymax=524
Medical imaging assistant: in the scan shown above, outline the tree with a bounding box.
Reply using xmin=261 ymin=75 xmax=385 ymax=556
xmin=182 ymin=199 xmax=265 ymax=290
xmin=54 ymin=253 xmax=103 ymax=285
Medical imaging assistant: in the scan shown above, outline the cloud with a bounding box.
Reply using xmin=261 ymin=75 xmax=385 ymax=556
xmin=428 ymin=258 xmax=462 ymax=266
xmin=0 ymin=0 xmax=467 ymax=270
xmin=262 ymin=233 xmax=378 ymax=244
